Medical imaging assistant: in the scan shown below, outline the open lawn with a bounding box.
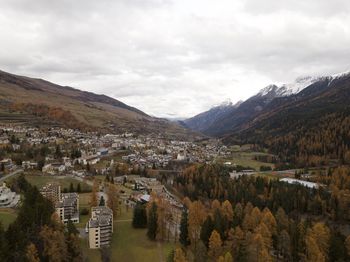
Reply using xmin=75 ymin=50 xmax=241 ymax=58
xmin=25 ymin=175 xmax=92 ymax=192
xmin=0 ymin=209 xmax=17 ymax=229
xmin=220 ymin=151 xmax=275 ymax=170
xmin=80 ymin=206 xmax=174 ymax=262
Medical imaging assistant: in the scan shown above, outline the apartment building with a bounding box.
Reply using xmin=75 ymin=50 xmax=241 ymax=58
xmin=40 ymin=183 xmax=61 ymax=203
xmin=40 ymin=183 xmax=79 ymax=223
xmin=87 ymin=206 xmax=113 ymax=249
xmin=55 ymin=193 xmax=80 ymax=223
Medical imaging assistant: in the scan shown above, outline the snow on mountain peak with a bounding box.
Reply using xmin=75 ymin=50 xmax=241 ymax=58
xmin=219 ymin=98 xmax=233 ymax=107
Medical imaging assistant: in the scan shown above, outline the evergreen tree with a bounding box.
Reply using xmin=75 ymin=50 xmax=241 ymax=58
xmin=99 ymin=196 xmax=106 ymax=206
xmin=76 ymin=183 xmax=81 ymax=193
xmin=179 ymin=209 xmax=190 ymax=247
xmin=69 ymin=182 xmax=74 ymax=193
xmin=132 ymin=203 xmax=147 ymax=228
xmin=147 ymin=202 xmax=158 ymax=240
xmin=200 ymin=215 xmax=214 ymax=247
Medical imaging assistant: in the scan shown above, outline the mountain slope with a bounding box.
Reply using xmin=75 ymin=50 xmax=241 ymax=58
xmin=185 ymin=75 xmax=336 ymax=137
xmin=224 ymin=73 xmax=350 ymax=166
xmin=0 ymin=70 xmax=199 ymax=138
xmin=183 ymin=100 xmax=242 ymax=132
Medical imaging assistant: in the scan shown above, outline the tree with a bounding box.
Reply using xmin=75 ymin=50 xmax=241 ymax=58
xmin=305 ymin=234 xmax=325 ymax=262
xmin=147 ymin=202 xmax=158 ymax=241
xmin=307 ymin=223 xmax=330 ymax=260
xmin=40 ymin=225 xmax=68 ymax=262
xmin=180 ymin=209 xmax=190 ymax=247
xmin=99 ymin=196 xmax=106 ymax=206
xmin=200 ymin=215 xmax=214 ymax=247
xmin=261 ymin=208 xmax=277 ymax=236
xmin=188 ymin=200 xmax=205 ymax=250
xmin=25 ymin=243 xmax=40 ymax=262
xmin=277 ymin=230 xmax=291 ymax=260
xmin=76 ymin=183 xmax=81 ymax=193
xmin=208 ymin=230 xmax=222 ymax=260
xmin=69 ymin=182 xmax=74 ymax=193
xmin=254 ymin=223 xmax=272 ymax=251
xmin=67 ymin=219 xmax=79 ymax=236
xmin=66 ymin=233 xmax=83 ymax=262
xmin=106 ymin=184 xmax=119 ymax=217
xmin=90 ymin=179 xmax=98 ymax=208
xmin=174 ymin=247 xmax=187 ymax=262
xmin=224 ymin=251 xmax=233 ymax=262
xmin=275 ymin=207 xmax=289 ymax=232
xmin=221 ymin=200 xmax=234 ymax=224
xmin=346 ymin=235 xmax=350 ymax=257
xmin=132 ymin=203 xmax=147 ymax=228
xmin=55 ymin=145 xmax=63 ymax=159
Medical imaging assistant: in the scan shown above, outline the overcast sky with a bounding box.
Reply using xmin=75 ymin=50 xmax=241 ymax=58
xmin=1 ymin=0 xmax=350 ymax=118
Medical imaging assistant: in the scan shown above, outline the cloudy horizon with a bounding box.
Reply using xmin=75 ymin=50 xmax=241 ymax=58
xmin=1 ymin=0 xmax=350 ymax=118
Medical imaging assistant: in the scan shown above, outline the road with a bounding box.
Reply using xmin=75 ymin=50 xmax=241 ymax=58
xmin=0 ymin=168 xmax=23 ymax=182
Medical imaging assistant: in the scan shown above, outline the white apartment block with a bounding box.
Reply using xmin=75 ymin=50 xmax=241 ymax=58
xmin=87 ymin=206 xmax=113 ymax=249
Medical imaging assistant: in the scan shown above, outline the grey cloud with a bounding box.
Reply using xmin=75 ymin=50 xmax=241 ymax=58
xmin=0 ymin=0 xmax=350 ymax=117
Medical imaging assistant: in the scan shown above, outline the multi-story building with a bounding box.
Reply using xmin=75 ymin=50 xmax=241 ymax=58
xmin=40 ymin=183 xmax=79 ymax=223
xmin=87 ymin=206 xmax=113 ymax=249
xmin=0 ymin=183 xmax=20 ymax=208
xmin=55 ymin=193 xmax=80 ymax=223
xmin=39 ymin=183 xmax=61 ymax=204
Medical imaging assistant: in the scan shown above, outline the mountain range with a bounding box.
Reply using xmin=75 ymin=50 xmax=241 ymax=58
xmin=184 ymin=73 xmax=349 ymax=136
xmin=0 ymin=70 xmax=200 ymax=139
xmin=184 ymin=71 xmax=350 ymax=165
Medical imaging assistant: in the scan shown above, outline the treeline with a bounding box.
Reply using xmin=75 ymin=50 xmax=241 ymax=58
xmin=0 ymin=175 xmax=82 ymax=261
xmin=171 ymin=164 xmax=350 ymax=261
xmin=229 ymin=110 xmax=350 ymax=167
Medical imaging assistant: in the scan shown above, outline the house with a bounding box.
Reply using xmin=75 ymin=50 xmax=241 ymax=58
xmin=78 ymin=155 xmax=100 ymax=166
xmin=42 ymin=163 xmax=66 ymax=175
xmin=87 ymin=206 xmax=113 ymax=249
xmin=22 ymin=161 xmax=38 ymax=170
xmin=0 ymin=183 xmax=20 ymax=208
xmin=55 ymin=193 xmax=80 ymax=223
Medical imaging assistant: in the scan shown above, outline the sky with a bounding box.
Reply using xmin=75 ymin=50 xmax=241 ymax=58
xmin=1 ymin=0 xmax=350 ymax=118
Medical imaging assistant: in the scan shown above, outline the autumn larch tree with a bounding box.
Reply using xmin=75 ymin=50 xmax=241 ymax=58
xmin=107 ymin=184 xmax=119 ymax=217
xmin=208 ymin=230 xmax=223 ymax=260
xmin=188 ymin=200 xmax=205 ymax=250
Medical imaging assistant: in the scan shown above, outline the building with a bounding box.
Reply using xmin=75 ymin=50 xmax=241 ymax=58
xmin=55 ymin=193 xmax=80 ymax=223
xmin=87 ymin=206 xmax=113 ymax=249
xmin=0 ymin=183 xmax=20 ymax=208
xmin=40 ymin=183 xmax=61 ymax=203
xmin=40 ymin=183 xmax=79 ymax=223
xmin=280 ymin=178 xmax=319 ymax=189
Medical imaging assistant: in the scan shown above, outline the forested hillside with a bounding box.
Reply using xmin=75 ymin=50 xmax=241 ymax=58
xmin=172 ymin=164 xmax=350 ymax=262
xmin=224 ymin=75 xmax=350 ymax=167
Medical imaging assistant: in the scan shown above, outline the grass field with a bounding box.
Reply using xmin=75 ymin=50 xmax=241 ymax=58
xmin=220 ymin=151 xmax=275 ymax=170
xmin=0 ymin=209 xmax=17 ymax=229
xmin=25 ymin=175 xmax=92 ymax=192
xmin=80 ymin=206 xmax=174 ymax=262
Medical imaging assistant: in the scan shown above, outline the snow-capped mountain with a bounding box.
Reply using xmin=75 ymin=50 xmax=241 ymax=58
xmin=184 ymin=70 xmax=350 ymax=136
xmin=258 ymin=76 xmax=326 ymax=97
